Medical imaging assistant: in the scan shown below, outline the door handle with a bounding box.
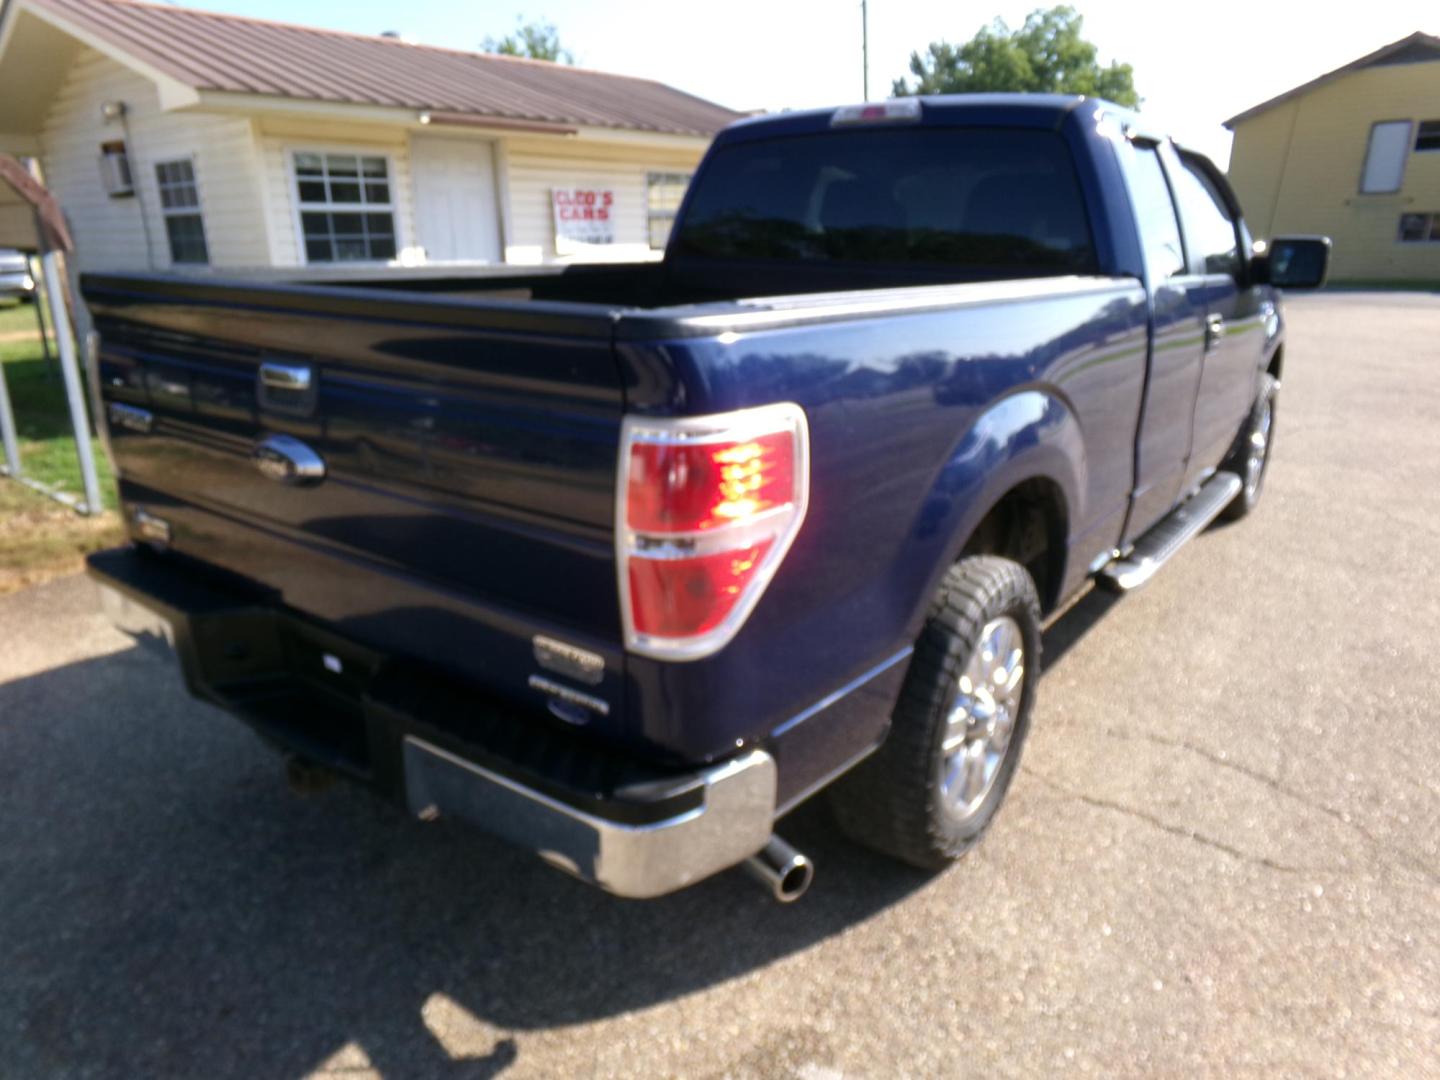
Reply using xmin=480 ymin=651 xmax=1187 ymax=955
xmin=259 ymin=361 xmax=312 ymax=391
xmin=1204 ymin=314 xmax=1225 ymax=351
xmin=256 ymin=359 xmax=317 ymax=417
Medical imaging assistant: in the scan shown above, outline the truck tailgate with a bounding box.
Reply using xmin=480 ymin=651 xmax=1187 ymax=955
xmin=84 ymin=276 xmax=629 ymax=732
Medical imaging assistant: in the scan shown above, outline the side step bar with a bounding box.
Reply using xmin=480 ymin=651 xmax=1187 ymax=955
xmin=1098 ymin=472 xmax=1242 ymax=592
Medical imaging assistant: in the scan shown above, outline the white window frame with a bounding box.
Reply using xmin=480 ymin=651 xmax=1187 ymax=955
xmin=1397 ymin=211 xmax=1440 ymax=244
xmin=154 ymin=155 xmax=209 ymax=266
xmin=285 ymin=145 xmax=405 ymax=266
xmin=645 ymin=171 xmax=692 ymax=251
xmin=1359 ymin=120 xmax=1412 ymax=195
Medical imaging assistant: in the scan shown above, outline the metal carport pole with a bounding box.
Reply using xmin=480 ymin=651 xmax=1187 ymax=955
xmin=37 ymin=250 xmax=101 ymax=514
xmin=29 ymin=253 xmax=56 ymax=377
xmin=0 ymin=152 xmax=101 ymax=512
xmin=0 ymin=338 xmax=19 ymax=479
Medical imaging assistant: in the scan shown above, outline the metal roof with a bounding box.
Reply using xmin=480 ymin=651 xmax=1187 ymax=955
xmin=1223 ymin=31 xmax=1440 ymax=129
xmin=0 ymin=153 xmax=73 ymax=252
xmin=27 ymin=0 xmax=744 ymax=137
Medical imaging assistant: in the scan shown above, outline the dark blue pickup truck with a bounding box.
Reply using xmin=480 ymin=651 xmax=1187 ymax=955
xmin=83 ymin=95 xmax=1329 ymax=901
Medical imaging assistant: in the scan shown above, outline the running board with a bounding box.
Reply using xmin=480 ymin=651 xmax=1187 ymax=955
xmin=1098 ymin=473 xmax=1243 ymax=592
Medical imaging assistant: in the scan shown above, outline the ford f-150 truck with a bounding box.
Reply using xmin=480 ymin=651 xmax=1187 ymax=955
xmin=83 ymin=95 xmax=1329 ymax=901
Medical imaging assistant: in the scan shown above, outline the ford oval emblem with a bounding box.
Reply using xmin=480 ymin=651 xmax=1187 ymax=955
xmin=253 ymin=434 xmax=326 ymax=486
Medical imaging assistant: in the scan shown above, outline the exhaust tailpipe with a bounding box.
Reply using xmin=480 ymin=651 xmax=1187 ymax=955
xmin=744 ymin=835 xmax=813 ymax=902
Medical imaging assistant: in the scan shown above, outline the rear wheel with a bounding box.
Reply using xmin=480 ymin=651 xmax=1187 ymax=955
xmin=829 ymin=555 xmax=1041 ymax=870
xmin=1220 ymin=374 xmax=1277 ymax=521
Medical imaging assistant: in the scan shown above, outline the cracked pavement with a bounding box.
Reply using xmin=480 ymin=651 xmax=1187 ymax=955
xmin=1 ymin=293 xmax=1438 ymax=1077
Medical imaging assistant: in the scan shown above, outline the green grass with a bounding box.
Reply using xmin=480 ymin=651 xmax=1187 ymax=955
xmin=0 ymin=298 xmax=124 ymax=591
xmin=0 ymin=297 xmax=51 ymax=337
xmin=0 ymin=477 xmax=124 ymax=593
xmin=1 ymin=299 xmax=118 ymax=510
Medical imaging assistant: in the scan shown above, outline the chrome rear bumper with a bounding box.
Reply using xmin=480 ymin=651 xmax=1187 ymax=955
xmin=403 ymin=736 xmax=777 ymax=898
xmin=90 ymin=547 xmax=779 ymax=900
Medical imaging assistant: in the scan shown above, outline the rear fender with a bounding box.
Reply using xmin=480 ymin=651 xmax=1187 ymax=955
xmin=909 ymin=389 xmax=1082 ymax=629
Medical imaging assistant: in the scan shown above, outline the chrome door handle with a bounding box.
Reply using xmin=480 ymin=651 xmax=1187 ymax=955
xmin=253 ymin=433 xmax=326 ymax=486
xmin=1204 ymin=314 xmax=1225 ymax=351
xmin=257 ymin=359 xmax=318 ymax=417
xmin=259 ymin=361 xmax=312 ymax=391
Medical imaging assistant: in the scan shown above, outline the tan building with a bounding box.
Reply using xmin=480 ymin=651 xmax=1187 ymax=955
xmin=1225 ymin=32 xmax=1440 ymax=284
xmin=0 ymin=0 xmax=740 ymax=276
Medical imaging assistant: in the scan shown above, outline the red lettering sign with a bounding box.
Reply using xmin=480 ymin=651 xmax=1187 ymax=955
xmin=551 ymin=187 xmax=617 ymax=251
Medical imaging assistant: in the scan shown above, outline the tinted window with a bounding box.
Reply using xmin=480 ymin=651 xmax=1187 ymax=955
xmin=1398 ymin=212 xmax=1440 ymax=242
xmin=1172 ymin=160 xmax=1241 ymax=276
xmin=673 ymin=128 xmax=1095 ymax=273
xmin=1126 ymin=145 xmax=1185 ymax=279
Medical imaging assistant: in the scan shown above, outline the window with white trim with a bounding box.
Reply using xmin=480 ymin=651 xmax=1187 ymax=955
xmin=1359 ymin=121 xmax=1411 ymax=194
xmin=294 ymin=152 xmax=397 ymax=262
xmin=155 ymin=159 xmax=209 ymax=265
xmin=1398 ymin=212 xmax=1440 ymax=242
xmin=646 ymin=172 xmax=691 ymax=250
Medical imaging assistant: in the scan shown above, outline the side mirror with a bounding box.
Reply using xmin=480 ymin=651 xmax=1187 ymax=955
xmin=1254 ymin=236 xmax=1331 ymax=289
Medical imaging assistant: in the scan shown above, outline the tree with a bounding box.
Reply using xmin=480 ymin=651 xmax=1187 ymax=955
xmin=892 ymin=6 xmax=1139 ymax=108
xmin=482 ymin=18 xmax=574 ymax=64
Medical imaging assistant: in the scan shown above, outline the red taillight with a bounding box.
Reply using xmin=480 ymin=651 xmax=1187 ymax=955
xmin=627 ymin=539 xmax=775 ymax=638
xmin=626 ymin=431 xmax=796 ymax=534
xmin=619 ymin=404 xmax=809 ymax=660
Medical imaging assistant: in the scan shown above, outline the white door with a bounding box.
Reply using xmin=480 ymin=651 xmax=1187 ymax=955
xmin=409 ymin=135 xmax=502 ymax=263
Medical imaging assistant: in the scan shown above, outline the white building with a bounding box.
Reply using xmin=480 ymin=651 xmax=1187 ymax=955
xmin=0 ymin=0 xmax=740 ymax=276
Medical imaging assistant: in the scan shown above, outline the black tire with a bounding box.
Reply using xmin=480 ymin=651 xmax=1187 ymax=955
xmin=1219 ymin=373 xmax=1278 ymax=521
xmin=829 ymin=555 xmax=1042 ymax=870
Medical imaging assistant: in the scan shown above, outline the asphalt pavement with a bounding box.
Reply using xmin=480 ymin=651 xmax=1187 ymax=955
xmin=1 ymin=292 xmax=1437 ymax=1078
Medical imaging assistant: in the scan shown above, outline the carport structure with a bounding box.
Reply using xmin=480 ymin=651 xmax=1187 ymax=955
xmin=0 ymin=152 xmax=101 ymax=514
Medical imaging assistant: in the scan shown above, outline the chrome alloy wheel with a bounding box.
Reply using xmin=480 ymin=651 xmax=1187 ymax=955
xmin=1244 ymin=395 xmax=1273 ymax=500
xmin=939 ymin=615 xmax=1025 ymax=823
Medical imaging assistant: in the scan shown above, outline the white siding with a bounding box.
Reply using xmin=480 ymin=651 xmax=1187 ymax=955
xmin=37 ymin=48 xmax=708 ymax=273
xmin=38 ymin=47 xmax=268 ymax=271
xmin=502 ymin=135 xmax=706 ymax=264
xmin=254 ymin=121 xmax=417 ymax=268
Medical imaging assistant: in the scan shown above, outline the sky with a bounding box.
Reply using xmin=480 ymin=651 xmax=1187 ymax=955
xmin=171 ymin=0 xmax=1439 ymax=167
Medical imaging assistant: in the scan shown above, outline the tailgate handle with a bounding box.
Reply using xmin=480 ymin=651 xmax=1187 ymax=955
xmin=257 ymin=360 xmax=318 ymax=416
xmin=259 ymin=361 xmax=312 ymax=391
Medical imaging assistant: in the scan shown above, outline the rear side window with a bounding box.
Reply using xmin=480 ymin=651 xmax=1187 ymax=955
xmin=1126 ymin=144 xmax=1186 ymax=279
xmin=1171 ymin=160 xmax=1241 ymax=276
xmin=673 ymin=128 xmax=1096 ymax=273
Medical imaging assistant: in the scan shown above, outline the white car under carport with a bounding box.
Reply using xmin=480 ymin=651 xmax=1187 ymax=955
xmin=0 ymin=248 xmax=34 ymax=299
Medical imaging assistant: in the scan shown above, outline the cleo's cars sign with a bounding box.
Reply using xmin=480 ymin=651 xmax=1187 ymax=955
xmin=552 ymin=188 xmax=615 ymax=253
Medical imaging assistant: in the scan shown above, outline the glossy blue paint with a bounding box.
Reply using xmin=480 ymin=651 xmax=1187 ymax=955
xmin=82 ymin=94 xmax=1286 ymax=802
xmin=87 ymin=278 xmax=637 ymax=745
xmin=770 ymin=647 xmax=913 ymax=813
xmin=613 ymin=278 xmax=1148 ymax=761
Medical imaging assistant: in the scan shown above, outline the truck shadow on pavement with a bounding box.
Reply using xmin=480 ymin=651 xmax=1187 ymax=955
xmin=0 ymin=643 xmax=934 ymax=1080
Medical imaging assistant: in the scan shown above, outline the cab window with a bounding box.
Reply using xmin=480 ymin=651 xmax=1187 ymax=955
xmin=1125 ymin=143 xmax=1186 ymax=279
xmin=1171 ymin=160 xmax=1242 ymax=277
